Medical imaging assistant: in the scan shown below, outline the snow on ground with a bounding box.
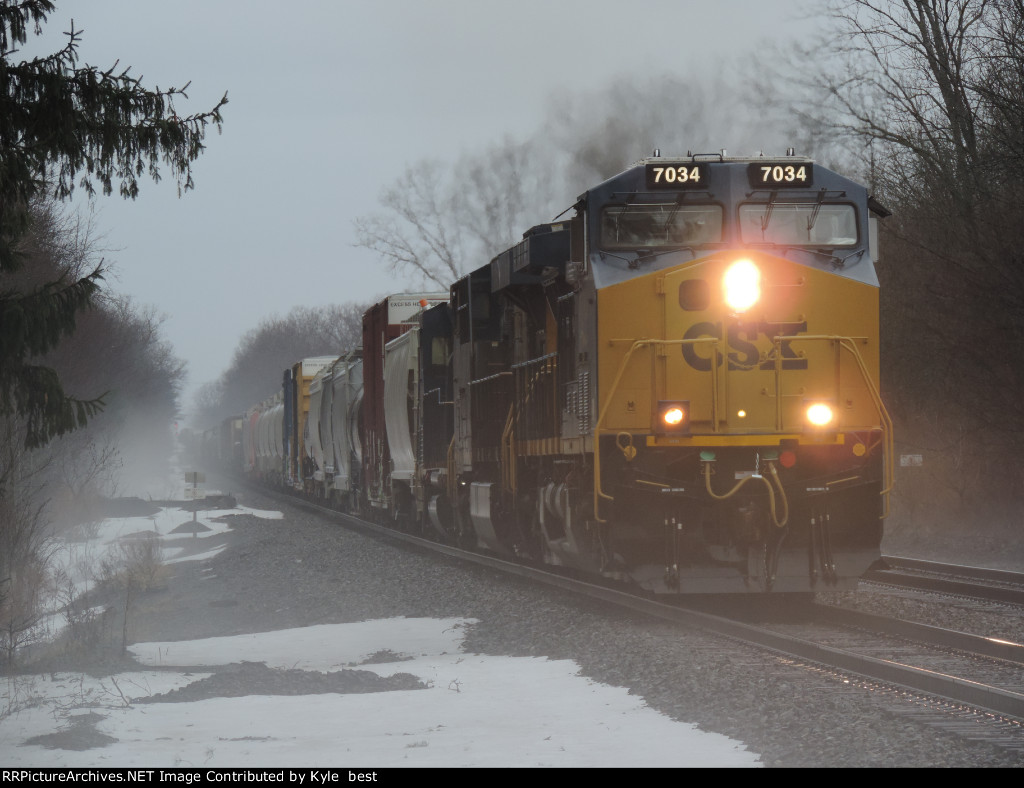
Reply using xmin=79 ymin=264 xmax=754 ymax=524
xmin=47 ymin=503 xmax=277 ymax=602
xmin=0 ymin=500 xmax=763 ymax=768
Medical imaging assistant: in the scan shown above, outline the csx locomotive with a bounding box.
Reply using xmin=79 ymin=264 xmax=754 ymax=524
xmin=232 ymin=150 xmax=892 ymax=594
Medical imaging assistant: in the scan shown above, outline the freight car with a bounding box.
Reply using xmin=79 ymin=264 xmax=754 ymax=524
xmin=239 ymin=150 xmax=892 ymax=595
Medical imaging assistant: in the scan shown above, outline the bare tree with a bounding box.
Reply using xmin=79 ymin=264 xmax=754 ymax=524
xmin=781 ymin=1 xmax=1024 ymax=216
xmin=767 ymin=0 xmax=1024 ymax=525
xmin=97 ymin=535 xmax=165 ymax=654
xmin=454 ymin=135 xmax=561 ymax=257
xmin=799 ymin=1 xmax=1024 ymax=408
xmin=355 ymin=74 xmax=800 ymax=287
xmin=192 ymin=302 xmax=368 ymax=430
xmin=353 ymin=160 xmax=465 ymax=289
xmin=0 ymin=416 xmax=53 ymax=667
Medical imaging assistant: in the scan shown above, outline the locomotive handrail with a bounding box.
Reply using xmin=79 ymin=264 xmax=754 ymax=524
xmin=593 ymin=337 xmax=721 ymax=522
xmin=512 ymin=352 xmax=558 ymax=370
xmin=501 ymin=405 xmax=516 ymax=494
xmin=468 ymin=370 xmax=513 ymax=386
xmin=422 ymin=387 xmax=453 ymax=406
xmin=446 ymin=435 xmax=457 ymax=500
xmin=593 ymin=335 xmax=893 ymax=522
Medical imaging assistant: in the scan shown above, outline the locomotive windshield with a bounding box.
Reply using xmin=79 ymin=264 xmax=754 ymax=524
xmin=601 ymin=204 xmax=722 ymax=249
xmin=739 ymin=203 xmax=857 ymax=247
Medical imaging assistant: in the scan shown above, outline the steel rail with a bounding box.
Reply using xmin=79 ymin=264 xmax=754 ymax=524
xmin=869 ymin=556 xmax=1024 ymax=605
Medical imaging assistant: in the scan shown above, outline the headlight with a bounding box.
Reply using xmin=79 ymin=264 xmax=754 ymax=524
xmin=804 ymin=401 xmax=835 ymax=429
xmin=656 ymin=400 xmax=690 ymax=434
xmin=723 ymin=259 xmax=761 ymax=312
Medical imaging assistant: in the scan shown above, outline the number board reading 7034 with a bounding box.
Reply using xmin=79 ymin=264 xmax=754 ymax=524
xmin=746 ymin=162 xmax=814 ymax=188
xmin=645 ymin=162 xmax=709 ymax=189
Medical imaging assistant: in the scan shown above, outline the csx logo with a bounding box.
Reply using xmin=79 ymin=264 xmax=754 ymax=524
xmin=682 ymin=320 xmax=809 ymax=371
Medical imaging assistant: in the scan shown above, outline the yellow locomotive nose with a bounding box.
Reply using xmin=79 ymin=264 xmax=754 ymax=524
xmin=723 ymin=259 xmax=761 ymax=312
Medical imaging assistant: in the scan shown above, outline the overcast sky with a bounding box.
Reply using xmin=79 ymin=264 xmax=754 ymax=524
xmin=28 ymin=0 xmax=814 ymax=416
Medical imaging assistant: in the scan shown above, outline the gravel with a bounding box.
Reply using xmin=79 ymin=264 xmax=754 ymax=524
xmin=66 ymin=484 xmax=1024 ymax=767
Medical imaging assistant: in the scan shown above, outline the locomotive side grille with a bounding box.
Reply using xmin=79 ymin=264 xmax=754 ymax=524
xmin=561 ymin=370 xmax=592 ymax=435
xmin=577 ymin=370 xmax=591 ymax=433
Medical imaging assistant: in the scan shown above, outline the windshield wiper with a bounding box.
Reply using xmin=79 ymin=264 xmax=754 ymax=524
xmin=760 ymin=191 xmax=778 ymax=235
xmin=635 ymin=242 xmax=727 ymax=267
xmin=745 ymin=243 xmax=866 ymax=270
xmin=635 ymin=246 xmax=696 ymax=267
xmin=806 ymin=188 xmax=827 ymax=234
xmin=600 ymin=248 xmax=691 ymax=270
xmin=599 ymin=245 xmax=716 ymax=270
xmin=598 ymin=250 xmax=640 ymax=269
xmin=801 ymin=246 xmax=866 ymax=269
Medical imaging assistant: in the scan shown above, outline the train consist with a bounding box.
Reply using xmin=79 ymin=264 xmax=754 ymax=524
xmin=211 ymin=151 xmax=893 ymax=595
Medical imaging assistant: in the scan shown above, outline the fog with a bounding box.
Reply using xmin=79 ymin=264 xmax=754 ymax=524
xmin=23 ymin=0 xmax=817 ymax=411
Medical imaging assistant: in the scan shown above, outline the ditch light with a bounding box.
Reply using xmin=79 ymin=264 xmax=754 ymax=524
xmin=656 ymin=400 xmax=690 ymax=434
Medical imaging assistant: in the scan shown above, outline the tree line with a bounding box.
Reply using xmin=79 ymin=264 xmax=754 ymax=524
xmin=191 ymin=303 xmax=367 ymax=432
xmin=1 ymin=0 xmax=226 ymax=665
xmin=803 ymin=0 xmax=1024 ymax=534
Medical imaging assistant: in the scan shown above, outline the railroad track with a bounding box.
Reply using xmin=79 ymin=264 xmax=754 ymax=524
xmin=234 ymin=480 xmax=1024 ymax=747
xmin=867 ymin=556 xmax=1024 ymax=605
